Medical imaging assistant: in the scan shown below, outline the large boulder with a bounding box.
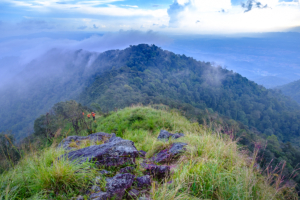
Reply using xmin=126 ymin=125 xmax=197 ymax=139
xmin=61 ymin=134 xmax=139 ymax=166
xmin=157 ymin=130 xmax=184 ymax=141
xmin=106 ymin=173 xmax=135 ymax=200
xmin=58 ymin=132 xmax=111 ymax=151
xmin=150 ymin=142 xmax=188 ymax=163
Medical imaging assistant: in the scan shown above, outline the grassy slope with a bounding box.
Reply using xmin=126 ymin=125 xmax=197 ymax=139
xmin=0 ymin=106 xmax=297 ymax=199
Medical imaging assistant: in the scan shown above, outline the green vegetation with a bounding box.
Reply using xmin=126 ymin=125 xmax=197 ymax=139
xmin=1 ymin=106 xmax=297 ymax=199
xmin=278 ymin=79 xmax=300 ymax=104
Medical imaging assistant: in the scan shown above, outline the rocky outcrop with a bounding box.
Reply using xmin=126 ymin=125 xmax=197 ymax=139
xmin=61 ymin=134 xmax=139 ymax=166
xmin=66 ymin=131 xmax=187 ymax=200
xmin=150 ymin=142 xmax=188 ymax=163
xmin=157 ymin=130 xmax=184 ymax=141
xmin=58 ymin=132 xmax=111 ymax=151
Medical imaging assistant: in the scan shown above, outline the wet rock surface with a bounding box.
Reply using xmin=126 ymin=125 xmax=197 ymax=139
xmin=61 ymin=134 xmax=139 ymax=166
xmin=157 ymin=130 xmax=184 ymax=141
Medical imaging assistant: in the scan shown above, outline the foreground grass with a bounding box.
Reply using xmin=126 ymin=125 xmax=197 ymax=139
xmin=97 ymin=106 xmax=297 ymax=200
xmin=0 ymin=147 xmax=98 ymax=199
xmin=0 ymin=105 xmax=297 ymax=199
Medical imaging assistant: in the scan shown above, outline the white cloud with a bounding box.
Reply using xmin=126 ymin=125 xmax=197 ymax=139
xmin=166 ymin=0 xmax=300 ymax=33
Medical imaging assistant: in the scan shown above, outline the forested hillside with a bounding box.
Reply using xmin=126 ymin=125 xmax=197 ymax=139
xmin=79 ymin=44 xmax=300 ymax=144
xmin=278 ymin=79 xmax=300 ymax=104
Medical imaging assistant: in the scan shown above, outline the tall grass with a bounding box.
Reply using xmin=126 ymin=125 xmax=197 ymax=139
xmin=0 ymin=105 xmax=297 ymax=199
xmin=0 ymin=147 xmax=98 ymax=199
xmin=97 ymin=106 xmax=297 ymax=199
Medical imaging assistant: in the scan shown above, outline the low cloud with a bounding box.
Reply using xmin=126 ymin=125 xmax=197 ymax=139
xmin=17 ymin=19 xmax=54 ymax=30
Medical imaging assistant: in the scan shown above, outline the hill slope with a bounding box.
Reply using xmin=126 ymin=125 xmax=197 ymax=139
xmin=79 ymin=44 xmax=300 ymax=143
xmin=278 ymin=79 xmax=300 ymax=104
xmin=0 ymin=106 xmax=296 ymax=199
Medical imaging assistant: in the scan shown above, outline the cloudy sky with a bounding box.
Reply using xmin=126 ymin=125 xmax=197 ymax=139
xmin=1 ymin=0 xmax=299 ymax=37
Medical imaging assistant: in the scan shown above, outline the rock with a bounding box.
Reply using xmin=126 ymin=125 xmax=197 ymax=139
xmin=61 ymin=133 xmax=139 ymax=166
xmin=172 ymin=133 xmax=184 ymax=139
xmin=138 ymin=197 xmax=151 ymax=200
xmin=91 ymin=185 xmax=101 ymax=193
xmin=119 ymin=166 xmax=135 ymax=174
xmin=138 ymin=150 xmax=147 ymax=158
xmin=141 ymin=163 xmax=170 ymax=179
xmin=157 ymin=130 xmax=173 ymax=141
xmin=157 ymin=130 xmax=184 ymax=141
xmin=58 ymin=132 xmax=112 ymax=150
xmin=99 ymin=170 xmax=111 ymax=175
xmin=106 ymin=173 xmax=135 ymax=200
xmin=128 ymin=189 xmax=140 ymax=199
xmin=89 ymin=192 xmax=110 ymax=200
xmin=70 ymin=195 xmax=84 ymax=200
xmin=150 ymin=143 xmax=188 ymax=163
xmin=169 ymin=142 xmax=187 ymax=155
xmin=135 ymin=175 xmax=152 ymax=189
xmin=95 ymin=176 xmax=103 ymax=185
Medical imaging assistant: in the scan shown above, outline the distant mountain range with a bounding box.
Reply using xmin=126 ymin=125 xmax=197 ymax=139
xmin=278 ymin=79 xmax=300 ymax=104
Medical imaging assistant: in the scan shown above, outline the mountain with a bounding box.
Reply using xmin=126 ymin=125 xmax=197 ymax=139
xmin=278 ymin=79 xmax=300 ymax=104
xmin=252 ymin=76 xmax=291 ymax=88
xmin=1 ymin=44 xmax=300 ymax=144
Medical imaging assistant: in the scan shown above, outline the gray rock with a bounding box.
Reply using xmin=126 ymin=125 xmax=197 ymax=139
xmin=99 ymin=170 xmax=111 ymax=175
xmin=169 ymin=142 xmax=187 ymax=155
xmin=106 ymin=173 xmax=135 ymax=200
xmin=135 ymin=175 xmax=151 ymax=189
xmin=70 ymin=195 xmax=84 ymax=200
xmin=172 ymin=133 xmax=184 ymax=139
xmin=157 ymin=130 xmax=184 ymax=141
xmin=89 ymin=192 xmax=110 ymax=200
xmin=157 ymin=130 xmax=173 ymax=141
xmin=119 ymin=166 xmax=135 ymax=174
xmin=141 ymin=163 xmax=170 ymax=179
xmin=138 ymin=197 xmax=151 ymax=200
xmin=138 ymin=150 xmax=147 ymax=158
xmin=150 ymin=142 xmax=188 ymax=163
xmin=128 ymin=189 xmax=140 ymax=199
xmin=91 ymin=185 xmax=101 ymax=193
xmin=61 ymin=134 xmax=139 ymax=166
xmin=58 ymin=132 xmax=112 ymax=150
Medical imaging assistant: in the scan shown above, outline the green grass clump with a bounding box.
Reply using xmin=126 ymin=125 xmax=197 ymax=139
xmin=0 ymin=147 xmax=98 ymax=199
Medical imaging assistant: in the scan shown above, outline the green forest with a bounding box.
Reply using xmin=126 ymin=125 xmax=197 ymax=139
xmin=279 ymin=79 xmax=300 ymax=104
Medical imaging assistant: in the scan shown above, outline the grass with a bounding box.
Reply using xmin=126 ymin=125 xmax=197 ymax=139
xmin=0 ymin=105 xmax=297 ymax=199
xmin=0 ymin=147 xmax=99 ymax=199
